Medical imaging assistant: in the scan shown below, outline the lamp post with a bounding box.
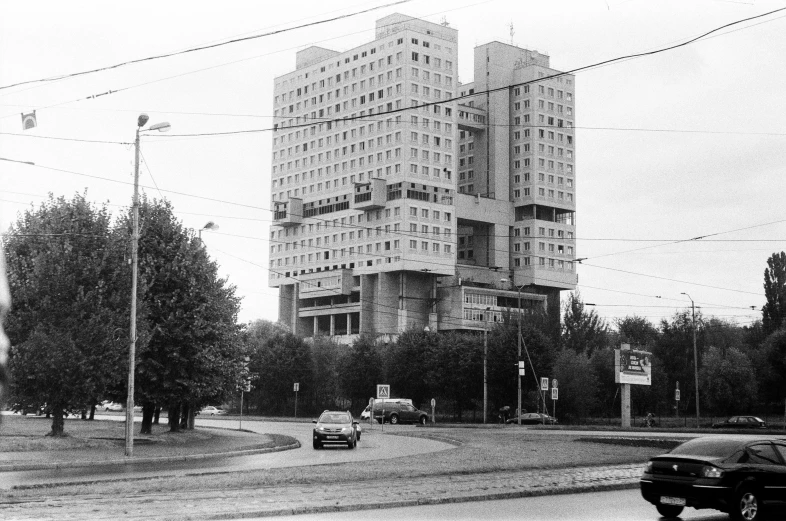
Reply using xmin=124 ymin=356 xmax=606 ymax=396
xmin=127 ymin=114 xmax=170 ymax=457
xmin=681 ymin=292 xmax=700 ymax=429
xmin=198 ymin=221 xmax=219 ymax=243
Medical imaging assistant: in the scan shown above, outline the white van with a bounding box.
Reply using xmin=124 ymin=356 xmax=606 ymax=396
xmin=360 ymin=398 xmax=413 ymax=420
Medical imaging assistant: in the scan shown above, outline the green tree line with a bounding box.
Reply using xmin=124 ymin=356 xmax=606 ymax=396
xmin=4 ymin=194 xmax=243 ymax=435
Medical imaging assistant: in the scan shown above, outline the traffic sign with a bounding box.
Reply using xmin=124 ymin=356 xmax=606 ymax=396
xmin=293 ymin=382 xmax=299 ymax=392
xmin=551 ymin=388 xmax=558 ymax=400
xmin=430 ymin=398 xmax=436 ymax=408
xmin=377 ymin=384 xmax=390 ymax=399
xmin=675 ymin=389 xmax=681 ymax=401
xmin=552 ymin=379 xmax=558 ymax=389
xmin=518 ymin=361 xmax=525 ymax=376
xmin=540 ymin=377 xmax=549 ymax=391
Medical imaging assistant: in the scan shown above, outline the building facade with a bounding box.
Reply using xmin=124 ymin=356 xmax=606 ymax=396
xmin=269 ymin=15 xmax=576 ymax=342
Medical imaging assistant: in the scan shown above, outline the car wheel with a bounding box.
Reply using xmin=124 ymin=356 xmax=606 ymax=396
xmin=732 ymin=486 xmax=762 ymax=521
xmin=389 ymin=414 xmax=399 ymax=425
xmin=313 ymin=440 xmax=321 ymax=450
xmin=419 ymin=415 xmax=427 ymax=425
xmin=656 ymin=505 xmax=684 ymax=518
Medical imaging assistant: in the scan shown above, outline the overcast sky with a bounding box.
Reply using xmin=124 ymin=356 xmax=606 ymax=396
xmin=1 ymin=0 xmax=783 ymax=328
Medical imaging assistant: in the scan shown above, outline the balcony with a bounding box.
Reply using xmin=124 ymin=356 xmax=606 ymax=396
xmin=352 ymin=178 xmax=386 ymax=211
xmin=273 ymin=198 xmax=303 ymax=227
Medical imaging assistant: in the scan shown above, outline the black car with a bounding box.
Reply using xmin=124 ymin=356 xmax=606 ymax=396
xmin=640 ymin=436 xmax=786 ymax=520
xmin=312 ymin=410 xmax=359 ymax=449
xmin=506 ymin=412 xmax=558 ymax=425
xmin=373 ymin=402 xmax=428 ymax=425
xmin=712 ymin=416 xmax=767 ymax=430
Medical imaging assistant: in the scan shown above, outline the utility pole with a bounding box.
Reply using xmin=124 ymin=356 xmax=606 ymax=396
xmin=682 ymin=293 xmax=700 ymax=428
xmin=517 ymin=286 xmax=522 ymax=426
xmin=483 ymin=308 xmax=489 ymax=424
xmin=126 ymin=116 xmax=144 ymax=457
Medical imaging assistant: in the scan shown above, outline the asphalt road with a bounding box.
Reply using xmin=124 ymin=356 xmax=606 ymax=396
xmin=279 ymin=488 xmax=732 ymax=521
xmin=1 ymin=416 xmax=452 ymax=489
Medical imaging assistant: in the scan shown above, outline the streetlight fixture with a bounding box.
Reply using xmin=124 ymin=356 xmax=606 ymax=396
xmin=127 ymin=114 xmax=170 ymax=458
xmin=198 ymin=221 xmax=219 ymax=242
xmin=681 ymin=292 xmax=700 ymax=428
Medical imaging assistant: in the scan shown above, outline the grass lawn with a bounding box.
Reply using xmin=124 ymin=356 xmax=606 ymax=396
xmin=1 ymin=415 xmax=680 ymax=499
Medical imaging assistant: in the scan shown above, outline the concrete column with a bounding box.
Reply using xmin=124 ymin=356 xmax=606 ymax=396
xmin=313 ymin=316 xmax=318 ymax=337
xmin=329 ymin=314 xmax=335 ymax=336
xmin=347 ymin=313 xmax=352 ymax=335
xmin=621 ymin=383 xmax=631 ymax=428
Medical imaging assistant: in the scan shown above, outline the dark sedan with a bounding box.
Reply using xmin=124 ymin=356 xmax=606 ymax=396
xmin=506 ymin=412 xmax=558 ymax=425
xmin=712 ymin=416 xmax=767 ymax=430
xmin=640 ymin=436 xmax=786 ymax=520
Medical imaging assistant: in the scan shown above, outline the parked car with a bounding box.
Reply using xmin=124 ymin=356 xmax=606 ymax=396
xmin=101 ymin=401 xmax=123 ymax=412
xmin=312 ymin=410 xmax=359 ymax=449
xmin=373 ymin=401 xmax=428 ymax=425
xmin=506 ymin=412 xmax=558 ymax=425
xmin=360 ymin=399 xmax=413 ymax=420
xmin=640 ymin=435 xmax=786 ymax=520
xmin=712 ymin=415 xmax=767 ymax=429
xmin=199 ymin=406 xmax=227 ymax=416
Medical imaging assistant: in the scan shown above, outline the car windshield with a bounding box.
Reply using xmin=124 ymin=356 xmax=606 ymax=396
xmin=670 ymin=438 xmax=743 ymax=457
xmin=319 ymin=413 xmax=350 ymax=424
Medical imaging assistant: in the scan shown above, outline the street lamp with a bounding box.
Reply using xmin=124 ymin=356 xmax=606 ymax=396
xmin=127 ymin=114 xmax=170 ymax=458
xmin=198 ymin=221 xmax=219 ymax=243
xmin=681 ymin=292 xmax=700 ymax=428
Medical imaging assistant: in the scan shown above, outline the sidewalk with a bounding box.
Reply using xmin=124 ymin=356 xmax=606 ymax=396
xmin=1 ymin=463 xmax=643 ymax=520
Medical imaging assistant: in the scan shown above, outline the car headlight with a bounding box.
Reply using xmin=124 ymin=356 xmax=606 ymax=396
xmin=643 ymin=461 xmax=653 ymax=473
xmin=341 ymin=427 xmax=352 ymax=435
xmin=701 ymin=466 xmax=724 ymax=479
xmin=316 ymin=427 xmax=326 ymax=433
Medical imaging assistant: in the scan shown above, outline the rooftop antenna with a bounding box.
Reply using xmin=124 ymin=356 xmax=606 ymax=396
xmin=440 ymin=16 xmax=450 ymax=27
xmin=510 ymin=22 xmax=515 ymax=46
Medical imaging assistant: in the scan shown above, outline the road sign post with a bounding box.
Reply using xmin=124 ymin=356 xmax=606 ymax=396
xmin=430 ymin=398 xmax=436 ymax=424
xmin=368 ymin=397 xmax=374 ymax=430
xmin=551 ymin=387 xmax=558 ymax=419
xmin=293 ymin=382 xmax=299 ymax=418
xmin=675 ymin=381 xmax=680 ymax=419
xmin=377 ymin=384 xmax=389 ymax=432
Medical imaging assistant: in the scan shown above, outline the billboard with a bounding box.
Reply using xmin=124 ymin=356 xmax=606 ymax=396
xmin=615 ymin=347 xmax=652 ymax=386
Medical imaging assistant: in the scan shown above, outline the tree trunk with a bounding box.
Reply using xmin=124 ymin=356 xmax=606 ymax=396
xmin=49 ymin=406 xmax=66 ymax=436
xmin=186 ymin=407 xmax=196 ymax=430
xmin=89 ymin=405 xmax=96 ymax=420
xmin=154 ymin=406 xmax=161 ymax=424
xmin=140 ymin=403 xmax=154 ymax=435
xmin=81 ymin=409 xmax=87 ymax=420
xmin=168 ymin=402 xmax=181 ymax=432
xmin=180 ymin=403 xmax=189 ymax=429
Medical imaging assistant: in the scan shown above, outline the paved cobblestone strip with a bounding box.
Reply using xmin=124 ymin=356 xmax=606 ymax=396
xmin=0 ymin=464 xmax=644 ymax=520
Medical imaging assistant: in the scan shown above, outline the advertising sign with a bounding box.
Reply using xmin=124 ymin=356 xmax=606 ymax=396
xmin=614 ymin=349 xmax=652 ymax=386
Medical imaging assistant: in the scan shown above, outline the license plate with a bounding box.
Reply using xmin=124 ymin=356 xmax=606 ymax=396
xmin=327 ymin=436 xmax=339 ymax=440
xmin=661 ymin=496 xmax=686 ymax=506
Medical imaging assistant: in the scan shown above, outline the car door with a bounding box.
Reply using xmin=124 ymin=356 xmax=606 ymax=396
xmin=770 ymin=442 xmax=786 ymax=505
xmin=399 ymin=403 xmax=416 ymax=422
xmin=745 ymin=442 xmax=783 ymax=503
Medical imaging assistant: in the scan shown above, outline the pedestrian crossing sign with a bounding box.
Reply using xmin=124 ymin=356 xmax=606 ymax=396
xmin=377 ymin=384 xmax=390 ymax=399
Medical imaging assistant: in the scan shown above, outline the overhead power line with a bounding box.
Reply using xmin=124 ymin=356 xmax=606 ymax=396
xmin=0 ymin=0 xmax=411 ymax=91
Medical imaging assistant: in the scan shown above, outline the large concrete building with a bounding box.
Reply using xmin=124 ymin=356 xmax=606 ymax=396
xmin=269 ymin=14 xmax=576 ymax=342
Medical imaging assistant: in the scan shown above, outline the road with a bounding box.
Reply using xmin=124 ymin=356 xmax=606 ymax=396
xmin=1 ymin=416 xmax=452 ymax=489
xmin=279 ymin=488 xmax=732 ymax=521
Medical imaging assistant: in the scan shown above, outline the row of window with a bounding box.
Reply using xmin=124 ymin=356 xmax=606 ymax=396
xmin=511 ymin=257 xmax=575 ymax=270
xmin=512 ymin=242 xmax=574 ymax=255
xmin=271 ymin=240 xmax=453 ymax=268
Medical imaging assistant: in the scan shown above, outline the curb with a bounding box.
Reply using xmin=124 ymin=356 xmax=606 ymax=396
xmin=196 ymin=479 xmax=641 ymax=519
xmin=0 ymin=440 xmax=300 ymax=473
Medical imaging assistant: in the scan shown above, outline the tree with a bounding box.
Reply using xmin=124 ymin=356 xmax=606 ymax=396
xmin=250 ymin=327 xmax=312 ymax=416
xmin=655 ymin=310 xmax=704 ymax=416
xmin=124 ymin=198 xmax=243 ymax=433
xmin=699 ymin=346 xmax=757 ymax=416
xmin=386 ymin=329 xmax=438 ymax=407
xmin=551 ymin=349 xmax=598 ymax=422
xmin=762 ymin=252 xmax=786 ymax=335
xmin=340 ymin=334 xmax=383 ymax=411
xmin=562 ymin=292 xmax=608 ymax=356
xmin=5 ymin=194 xmax=128 ymax=435
xmin=615 ymin=316 xmax=658 ymax=348
xmin=429 ymin=332 xmax=482 ymax=421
